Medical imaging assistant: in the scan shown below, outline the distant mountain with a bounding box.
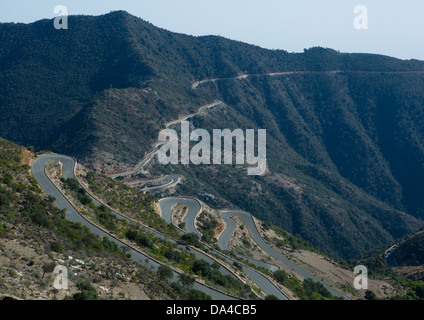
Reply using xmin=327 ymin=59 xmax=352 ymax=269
xmin=1 ymin=11 xmax=424 ymax=259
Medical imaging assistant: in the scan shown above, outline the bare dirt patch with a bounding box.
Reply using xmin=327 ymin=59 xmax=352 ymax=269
xmin=290 ymin=249 xmax=396 ymax=299
xmin=229 ymin=216 xmax=397 ymax=299
xmin=0 ymin=237 xmax=153 ymax=300
xmin=172 ymin=204 xmax=189 ymax=228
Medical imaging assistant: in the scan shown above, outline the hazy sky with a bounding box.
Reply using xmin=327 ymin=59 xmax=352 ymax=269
xmin=1 ymin=0 xmax=423 ymax=60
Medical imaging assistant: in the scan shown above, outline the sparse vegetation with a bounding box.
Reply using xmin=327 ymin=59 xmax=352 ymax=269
xmin=272 ymin=269 xmax=338 ymax=300
xmin=82 ymin=170 xmax=180 ymax=239
xmin=0 ymin=137 xmax=183 ymax=300
xmin=2 ymin=11 xmax=424 ymax=301
xmin=56 ymin=163 xmax=255 ymax=298
xmin=197 ymin=211 xmax=219 ymax=244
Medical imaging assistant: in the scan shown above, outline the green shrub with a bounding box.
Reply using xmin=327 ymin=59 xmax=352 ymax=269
xmin=0 ymin=194 xmax=9 ymax=207
xmin=192 ymin=259 xmax=212 ymax=278
xmin=50 ymin=241 xmax=64 ymax=253
xmin=181 ymin=233 xmax=200 ymax=247
xmin=64 ymin=178 xmax=81 ymax=192
xmin=157 ymin=265 xmax=174 ymax=282
xmin=72 ymin=290 xmax=99 ymax=300
xmin=125 ymin=229 xmax=155 ymax=250
xmin=273 ymin=270 xmax=289 ymax=284
xmin=303 ymin=278 xmax=332 ymax=299
xmin=164 ymin=249 xmax=183 ymax=263
xmin=187 ymin=289 xmax=212 ymax=300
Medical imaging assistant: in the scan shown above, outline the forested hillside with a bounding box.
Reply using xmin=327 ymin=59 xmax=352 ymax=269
xmin=1 ymin=11 xmax=424 ymax=259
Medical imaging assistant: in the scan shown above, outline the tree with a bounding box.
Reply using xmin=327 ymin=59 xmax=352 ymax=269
xmin=179 ymin=273 xmax=195 ymax=289
xmin=3 ymin=173 xmax=13 ymax=186
xmin=211 ymin=262 xmax=221 ymax=271
xmin=165 ymin=248 xmax=183 ymax=263
xmin=181 ymin=233 xmax=200 ymax=247
xmin=303 ymin=278 xmax=332 ymax=299
xmin=364 ymin=290 xmax=377 ymax=300
xmin=264 ymin=294 xmax=279 ymax=300
xmin=71 ymin=280 xmax=100 ymax=300
xmin=42 ymin=262 xmax=56 ymax=278
xmin=273 ymin=270 xmax=289 ymax=285
xmin=0 ymin=194 xmax=10 ymax=207
xmin=232 ymin=261 xmax=243 ymax=271
xmin=72 ymin=290 xmax=99 ymax=300
xmin=187 ymin=289 xmax=212 ymax=300
xmin=192 ymin=259 xmax=212 ymax=279
xmin=157 ymin=265 xmax=173 ymax=282
xmin=262 ymin=221 xmax=272 ymax=231
xmin=171 ymin=282 xmax=183 ymax=294
xmin=125 ymin=229 xmax=155 ymax=250
xmin=65 ymin=178 xmax=80 ymax=192
xmin=415 ymin=285 xmax=424 ymax=299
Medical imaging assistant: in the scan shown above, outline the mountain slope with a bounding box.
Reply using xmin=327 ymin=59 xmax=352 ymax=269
xmin=1 ymin=11 xmax=424 ymax=259
xmin=167 ymin=71 xmax=423 ymax=258
xmin=0 ymin=137 xmax=180 ymax=300
xmin=394 ymin=230 xmax=424 ymax=267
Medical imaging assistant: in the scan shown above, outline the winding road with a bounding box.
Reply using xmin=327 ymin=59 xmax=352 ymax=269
xmin=179 ymin=201 xmax=346 ymax=298
xmin=384 ymin=245 xmax=399 ymax=268
xmin=192 ymin=70 xmax=424 ymax=89
xmin=157 ymin=197 xmax=289 ymax=299
xmin=31 ymin=71 xmax=356 ymax=300
xmin=107 ymin=71 xmax=351 ymax=299
xmin=32 ymin=154 xmax=242 ymax=300
xmin=109 ymin=100 xmax=223 ymax=181
xmin=32 ymin=154 xmax=291 ymax=299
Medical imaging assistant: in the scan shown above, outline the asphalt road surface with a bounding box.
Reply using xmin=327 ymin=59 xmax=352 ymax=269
xmin=31 ymin=154 xmax=238 ymax=300
xmin=158 ymin=197 xmax=290 ymax=300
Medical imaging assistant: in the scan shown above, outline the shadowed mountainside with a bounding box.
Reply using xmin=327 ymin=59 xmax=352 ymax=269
xmin=1 ymin=11 xmax=424 ymax=259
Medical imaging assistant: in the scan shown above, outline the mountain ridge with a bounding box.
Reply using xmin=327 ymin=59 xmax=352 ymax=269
xmin=1 ymin=11 xmax=424 ymax=259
